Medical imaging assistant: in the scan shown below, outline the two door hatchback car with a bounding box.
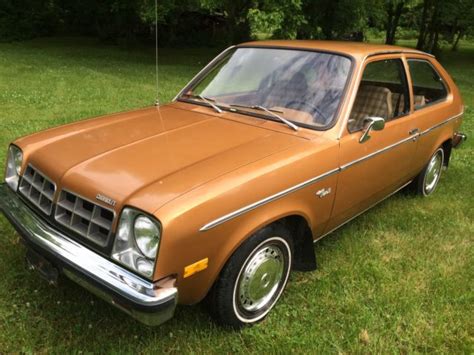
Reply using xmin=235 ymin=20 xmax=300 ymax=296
xmin=0 ymin=41 xmax=466 ymax=328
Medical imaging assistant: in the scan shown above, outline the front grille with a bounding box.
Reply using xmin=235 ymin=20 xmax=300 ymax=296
xmin=19 ymin=165 xmax=56 ymax=215
xmin=54 ymin=190 xmax=114 ymax=247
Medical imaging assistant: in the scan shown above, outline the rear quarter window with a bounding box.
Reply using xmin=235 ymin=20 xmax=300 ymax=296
xmin=407 ymin=59 xmax=448 ymax=110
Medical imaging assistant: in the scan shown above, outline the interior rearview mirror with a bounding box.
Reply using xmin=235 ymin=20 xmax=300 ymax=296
xmin=359 ymin=116 xmax=385 ymax=143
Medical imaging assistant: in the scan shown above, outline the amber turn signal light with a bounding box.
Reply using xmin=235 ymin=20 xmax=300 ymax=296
xmin=183 ymin=258 xmax=209 ymax=278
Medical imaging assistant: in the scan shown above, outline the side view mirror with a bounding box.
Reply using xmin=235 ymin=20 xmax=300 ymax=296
xmin=359 ymin=116 xmax=385 ymax=143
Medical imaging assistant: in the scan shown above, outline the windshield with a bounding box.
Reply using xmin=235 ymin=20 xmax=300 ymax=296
xmin=179 ymin=47 xmax=352 ymax=129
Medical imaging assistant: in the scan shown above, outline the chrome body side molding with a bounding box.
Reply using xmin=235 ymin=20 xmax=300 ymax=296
xmin=200 ymin=111 xmax=463 ymax=232
xmin=340 ymin=135 xmax=415 ymax=171
xmin=199 ymin=168 xmax=340 ymax=232
xmin=419 ymin=111 xmax=463 ymax=136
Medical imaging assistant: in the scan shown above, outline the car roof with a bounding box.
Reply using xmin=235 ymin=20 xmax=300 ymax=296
xmin=238 ymin=40 xmax=432 ymax=59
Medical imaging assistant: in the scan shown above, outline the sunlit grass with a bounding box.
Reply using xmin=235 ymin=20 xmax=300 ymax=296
xmin=0 ymin=37 xmax=472 ymax=353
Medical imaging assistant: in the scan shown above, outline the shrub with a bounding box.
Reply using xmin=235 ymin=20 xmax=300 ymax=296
xmin=0 ymin=0 xmax=58 ymax=41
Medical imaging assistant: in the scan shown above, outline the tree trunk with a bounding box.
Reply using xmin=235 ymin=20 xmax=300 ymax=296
xmin=386 ymin=1 xmax=405 ymax=45
xmin=416 ymin=0 xmax=430 ymax=50
xmin=427 ymin=0 xmax=441 ymax=53
xmin=391 ymin=2 xmax=404 ymax=43
xmin=385 ymin=2 xmax=395 ymax=44
xmin=426 ymin=25 xmax=435 ymax=52
xmin=225 ymin=1 xmax=251 ymax=43
xmin=431 ymin=30 xmax=440 ymax=54
xmin=452 ymin=30 xmax=463 ymax=51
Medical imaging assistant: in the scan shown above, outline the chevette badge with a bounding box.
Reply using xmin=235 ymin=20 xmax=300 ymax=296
xmin=96 ymin=194 xmax=117 ymax=207
xmin=316 ymin=188 xmax=332 ymax=198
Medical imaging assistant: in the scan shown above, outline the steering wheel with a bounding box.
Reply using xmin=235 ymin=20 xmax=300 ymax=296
xmin=286 ymin=100 xmax=328 ymax=124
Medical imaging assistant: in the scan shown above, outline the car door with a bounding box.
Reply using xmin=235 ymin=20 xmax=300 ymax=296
xmin=324 ymin=54 xmax=420 ymax=233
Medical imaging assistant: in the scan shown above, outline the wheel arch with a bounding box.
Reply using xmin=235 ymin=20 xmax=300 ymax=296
xmin=224 ymin=213 xmax=317 ymax=275
xmin=277 ymin=215 xmax=317 ymax=271
xmin=204 ymin=213 xmax=316 ymax=302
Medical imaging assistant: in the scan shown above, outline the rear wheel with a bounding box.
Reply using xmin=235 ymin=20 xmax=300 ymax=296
xmin=208 ymin=224 xmax=293 ymax=328
xmin=414 ymin=147 xmax=444 ymax=196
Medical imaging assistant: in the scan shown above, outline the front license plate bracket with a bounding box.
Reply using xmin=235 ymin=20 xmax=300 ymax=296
xmin=26 ymin=248 xmax=59 ymax=286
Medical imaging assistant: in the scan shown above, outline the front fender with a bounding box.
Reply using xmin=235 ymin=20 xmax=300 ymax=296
xmin=153 ymin=171 xmax=338 ymax=304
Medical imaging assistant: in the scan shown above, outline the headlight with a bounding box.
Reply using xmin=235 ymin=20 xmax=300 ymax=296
xmin=5 ymin=145 xmax=23 ymax=191
xmin=111 ymin=208 xmax=161 ymax=279
xmin=134 ymin=216 xmax=160 ymax=259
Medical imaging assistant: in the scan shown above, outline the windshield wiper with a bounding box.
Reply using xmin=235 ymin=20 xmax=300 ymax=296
xmin=183 ymin=93 xmax=223 ymax=113
xmin=230 ymin=104 xmax=299 ymax=131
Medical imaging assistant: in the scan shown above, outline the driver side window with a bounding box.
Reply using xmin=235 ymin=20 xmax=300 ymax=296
xmin=348 ymin=59 xmax=409 ymax=133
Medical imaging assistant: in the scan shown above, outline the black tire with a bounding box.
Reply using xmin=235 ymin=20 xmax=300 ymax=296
xmin=208 ymin=223 xmax=293 ymax=329
xmin=414 ymin=147 xmax=445 ymax=196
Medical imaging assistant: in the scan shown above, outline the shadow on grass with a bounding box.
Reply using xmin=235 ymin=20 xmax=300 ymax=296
xmin=2 ymin=37 xmax=220 ymax=68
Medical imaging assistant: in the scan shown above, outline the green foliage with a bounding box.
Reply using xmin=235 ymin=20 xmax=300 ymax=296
xmin=138 ymin=0 xmax=179 ymax=24
xmin=248 ymin=8 xmax=285 ymax=39
xmin=248 ymin=0 xmax=306 ymax=39
xmin=397 ymin=28 xmax=419 ymax=40
xmin=139 ymin=0 xmax=231 ymax=47
xmin=0 ymin=0 xmax=58 ymax=41
xmin=439 ymin=0 xmax=474 ymax=50
xmin=1 ymin=0 xmax=474 ymax=50
xmin=200 ymin=0 xmax=254 ymax=42
xmin=412 ymin=0 xmax=474 ymax=53
xmin=298 ymin=0 xmax=378 ymax=40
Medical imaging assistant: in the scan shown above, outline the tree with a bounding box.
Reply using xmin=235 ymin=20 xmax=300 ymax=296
xmin=385 ymin=0 xmax=407 ymax=44
xmin=299 ymin=0 xmax=379 ymax=40
xmin=0 ymin=0 xmax=58 ymax=41
xmin=415 ymin=0 xmax=474 ymax=53
xmin=416 ymin=0 xmax=443 ymax=53
xmin=1 ymin=0 xmax=472 ymax=53
xmin=248 ymin=0 xmax=306 ymax=39
xmin=201 ymin=0 xmax=254 ymax=43
xmin=442 ymin=0 xmax=474 ymax=51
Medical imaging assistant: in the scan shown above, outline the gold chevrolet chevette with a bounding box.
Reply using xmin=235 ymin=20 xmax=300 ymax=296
xmin=0 ymin=40 xmax=466 ymax=328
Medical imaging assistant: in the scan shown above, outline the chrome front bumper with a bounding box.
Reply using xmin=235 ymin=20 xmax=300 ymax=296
xmin=0 ymin=183 xmax=177 ymax=326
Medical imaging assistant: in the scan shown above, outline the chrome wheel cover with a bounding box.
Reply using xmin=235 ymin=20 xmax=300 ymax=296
xmin=233 ymin=237 xmax=290 ymax=321
xmin=424 ymin=149 xmax=443 ymax=195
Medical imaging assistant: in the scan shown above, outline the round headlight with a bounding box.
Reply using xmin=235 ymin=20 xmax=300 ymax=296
xmin=12 ymin=147 xmax=23 ymax=175
xmin=134 ymin=215 xmax=160 ymax=259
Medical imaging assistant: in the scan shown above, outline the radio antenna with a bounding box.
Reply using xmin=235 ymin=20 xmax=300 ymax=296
xmin=154 ymin=0 xmax=160 ymax=106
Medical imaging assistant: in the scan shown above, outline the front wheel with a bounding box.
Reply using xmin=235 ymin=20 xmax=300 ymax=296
xmin=208 ymin=224 xmax=293 ymax=328
xmin=414 ymin=147 xmax=445 ymax=196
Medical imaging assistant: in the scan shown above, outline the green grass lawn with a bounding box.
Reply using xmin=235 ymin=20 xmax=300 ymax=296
xmin=0 ymin=38 xmax=472 ymax=353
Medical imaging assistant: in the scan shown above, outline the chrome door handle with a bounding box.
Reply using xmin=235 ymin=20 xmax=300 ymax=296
xmin=409 ymin=128 xmax=420 ymax=141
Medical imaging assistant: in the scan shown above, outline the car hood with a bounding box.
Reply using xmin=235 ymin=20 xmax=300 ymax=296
xmin=21 ymin=105 xmax=306 ymax=213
